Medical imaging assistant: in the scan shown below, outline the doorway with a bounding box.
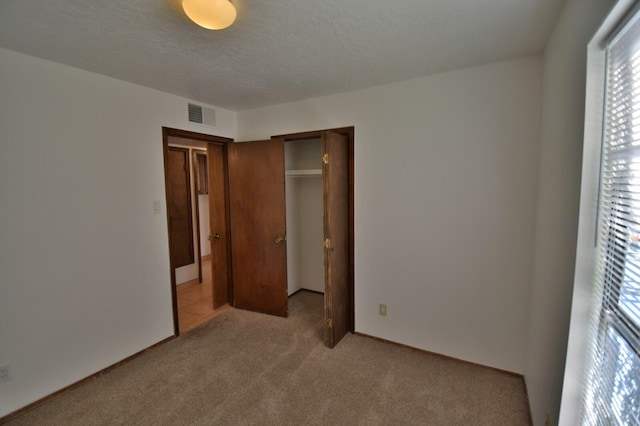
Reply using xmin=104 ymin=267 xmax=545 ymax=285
xmin=162 ymin=127 xmax=233 ymax=335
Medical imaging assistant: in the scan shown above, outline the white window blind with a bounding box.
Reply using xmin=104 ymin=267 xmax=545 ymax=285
xmin=583 ymin=9 xmax=640 ymax=426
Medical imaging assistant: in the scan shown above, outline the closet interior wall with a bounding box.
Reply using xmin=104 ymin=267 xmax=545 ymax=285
xmin=285 ymin=138 xmax=324 ymax=295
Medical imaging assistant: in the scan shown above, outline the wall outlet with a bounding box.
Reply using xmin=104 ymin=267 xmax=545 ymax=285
xmin=0 ymin=365 xmax=9 ymax=384
xmin=379 ymin=304 xmax=387 ymax=317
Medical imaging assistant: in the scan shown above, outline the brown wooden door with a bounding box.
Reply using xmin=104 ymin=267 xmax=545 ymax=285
xmin=208 ymin=144 xmax=231 ymax=308
xmin=323 ymin=132 xmax=350 ymax=348
xmin=227 ymin=139 xmax=288 ymax=317
xmin=167 ymin=147 xmax=195 ymax=269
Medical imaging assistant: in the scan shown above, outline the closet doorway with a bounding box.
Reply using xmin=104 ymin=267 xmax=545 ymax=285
xmin=284 ymin=138 xmax=324 ymax=298
xmin=229 ymin=128 xmax=354 ymax=348
xmin=280 ymin=128 xmax=354 ymax=347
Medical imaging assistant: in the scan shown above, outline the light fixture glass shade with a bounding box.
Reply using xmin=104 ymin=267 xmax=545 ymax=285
xmin=182 ymin=0 xmax=237 ymax=30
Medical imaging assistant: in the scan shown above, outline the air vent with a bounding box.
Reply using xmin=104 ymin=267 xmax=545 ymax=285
xmin=188 ymin=103 xmax=216 ymax=127
xmin=188 ymin=103 xmax=203 ymax=124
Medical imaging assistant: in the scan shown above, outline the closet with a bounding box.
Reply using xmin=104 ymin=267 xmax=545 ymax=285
xmin=226 ymin=131 xmax=351 ymax=348
xmin=284 ymin=138 xmax=324 ymax=296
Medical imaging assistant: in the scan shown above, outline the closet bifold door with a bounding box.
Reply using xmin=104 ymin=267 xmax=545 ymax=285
xmin=322 ymin=131 xmax=350 ymax=348
xmin=227 ymin=139 xmax=288 ymax=317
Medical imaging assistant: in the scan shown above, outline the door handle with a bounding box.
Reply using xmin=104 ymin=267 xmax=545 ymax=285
xmin=209 ymin=233 xmax=221 ymax=240
xmin=275 ymin=236 xmax=287 ymax=244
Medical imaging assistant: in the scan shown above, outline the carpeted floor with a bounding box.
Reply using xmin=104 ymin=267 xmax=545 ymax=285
xmin=5 ymin=291 xmax=531 ymax=425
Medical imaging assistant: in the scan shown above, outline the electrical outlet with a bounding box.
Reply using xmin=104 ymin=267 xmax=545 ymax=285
xmin=379 ymin=304 xmax=387 ymax=317
xmin=0 ymin=365 xmax=9 ymax=384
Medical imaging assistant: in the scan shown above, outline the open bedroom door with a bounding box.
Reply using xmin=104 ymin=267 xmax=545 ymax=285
xmin=322 ymin=131 xmax=350 ymax=348
xmin=227 ymin=139 xmax=288 ymax=317
xmin=207 ymin=143 xmax=231 ymax=309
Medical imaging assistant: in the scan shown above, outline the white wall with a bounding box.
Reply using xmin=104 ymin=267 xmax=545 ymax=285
xmin=0 ymin=47 xmax=236 ymax=417
xmin=239 ymin=56 xmax=543 ymax=373
xmin=523 ymin=0 xmax=614 ymax=424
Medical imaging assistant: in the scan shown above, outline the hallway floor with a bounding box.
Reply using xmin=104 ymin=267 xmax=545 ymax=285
xmin=177 ymin=257 xmax=228 ymax=333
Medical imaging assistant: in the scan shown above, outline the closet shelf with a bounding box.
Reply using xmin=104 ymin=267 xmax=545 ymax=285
xmin=285 ymin=169 xmax=322 ymax=177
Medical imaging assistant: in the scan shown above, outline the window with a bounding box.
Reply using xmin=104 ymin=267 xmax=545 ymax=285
xmin=582 ymin=9 xmax=640 ymax=425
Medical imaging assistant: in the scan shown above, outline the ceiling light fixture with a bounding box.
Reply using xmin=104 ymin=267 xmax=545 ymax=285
xmin=182 ymin=0 xmax=237 ymax=30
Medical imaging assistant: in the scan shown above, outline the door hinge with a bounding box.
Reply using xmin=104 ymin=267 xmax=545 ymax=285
xmin=322 ymin=153 xmax=329 ymax=164
xmin=324 ymin=238 xmax=331 ymax=248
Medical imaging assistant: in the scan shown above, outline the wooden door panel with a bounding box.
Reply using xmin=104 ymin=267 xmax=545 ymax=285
xmin=208 ymin=144 xmax=230 ymax=308
xmin=323 ymin=132 xmax=350 ymax=348
xmin=167 ymin=147 xmax=195 ymax=269
xmin=228 ymin=139 xmax=288 ymax=317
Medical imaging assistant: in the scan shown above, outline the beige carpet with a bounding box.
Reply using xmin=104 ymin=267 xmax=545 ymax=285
xmin=5 ymin=291 xmax=531 ymax=425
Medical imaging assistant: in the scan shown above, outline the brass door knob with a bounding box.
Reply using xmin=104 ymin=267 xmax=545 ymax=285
xmin=275 ymin=236 xmax=287 ymax=244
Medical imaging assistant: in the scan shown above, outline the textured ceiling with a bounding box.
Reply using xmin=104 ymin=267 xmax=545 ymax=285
xmin=0 ymin=0 xmax=565 ymax=111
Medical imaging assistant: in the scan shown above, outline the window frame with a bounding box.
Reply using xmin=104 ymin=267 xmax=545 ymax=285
xmin=561 ymin=1 xmax=640 ymax=424
xmin=560 ymin=1 xmax=640 ymax=424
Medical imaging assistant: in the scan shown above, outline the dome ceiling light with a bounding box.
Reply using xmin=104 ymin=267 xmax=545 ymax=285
xmin=182 ymin=0 xmax=237 ymax=30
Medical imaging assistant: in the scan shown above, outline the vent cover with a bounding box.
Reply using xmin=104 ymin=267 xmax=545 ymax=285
xmin=188 ymin=103 xmax=216 ymax=127
xmin=188 ymin=103 xmax=203 ymax=124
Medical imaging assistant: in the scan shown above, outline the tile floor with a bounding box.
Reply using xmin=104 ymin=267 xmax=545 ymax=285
xmin=177 ymin=257 xmax=228 ymax=333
